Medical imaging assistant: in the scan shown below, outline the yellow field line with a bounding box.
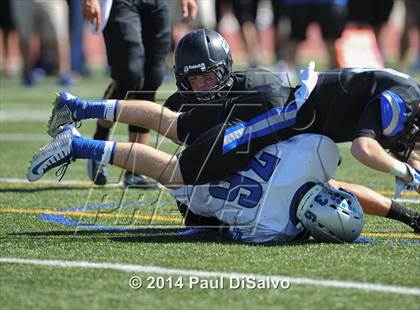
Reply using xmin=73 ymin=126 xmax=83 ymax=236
xmin=377 ymin=190 xmax=419 ymax=198
xmin=0 ymin=208 xmax=183 ymax=223
xmin=361 ymin=232 xmax=420 ymax=239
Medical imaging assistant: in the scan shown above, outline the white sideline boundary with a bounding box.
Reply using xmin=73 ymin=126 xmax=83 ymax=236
xmin=0 ymin=257 xmax=419 ymax=296
xmin=0 ymin=178 xmax=122 ymax=187
xmin=0 ymin=133 xmax=173 ymax=144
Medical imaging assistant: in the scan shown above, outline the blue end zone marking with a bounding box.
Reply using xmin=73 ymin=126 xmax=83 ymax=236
xmin=64 ymin=200 xmax=148 ymax=212
xmin=37 ymin=200 xmax=175 ymax=232
xmin=39 ymin=213 xmax=128 ymax=231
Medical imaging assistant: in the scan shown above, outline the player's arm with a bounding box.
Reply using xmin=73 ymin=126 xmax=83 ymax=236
xmin=181 ymin=0 xmax=198 ymax=22
xmin=408 ymin=149 xmax=420 ymax=170
xmin=328 ymin=179 xmax=389 ymax=216
xmin=352 ymin=94 xmax=419 ymax=184
xmin=328 ymin=179 xmax=419 ymax=232
xmin=351 ymin=137 xmax=413 ymax=183
xmin=82 ymin=0 xmax=101 ymax=31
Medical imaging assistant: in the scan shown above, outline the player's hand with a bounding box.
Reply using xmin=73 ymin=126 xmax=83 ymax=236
xmin=181 ymin=0 xmax=198 ymax=22
xmin=299 ymin=61 xmax=318 ymax=91
xmin=294 ymin=61 xmax=318 ymax=109
xmin=394 ymin=163 xmax=420 ymax=198
xmin=82 ymin=0 xmax=101 ymax=32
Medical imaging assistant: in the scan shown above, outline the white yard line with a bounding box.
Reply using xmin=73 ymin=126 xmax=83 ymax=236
xmin=0 ymin=133 xmax=174 ymax=144
xmin=0 ymin=257 xmax=419 ymax=296
xmin=0 ymin=178 xmax=122 ymax=187
xmin=0 ymin=110 xmax=51 ymax=122
xmin=0 ymin=133 xmax=127 ymax=142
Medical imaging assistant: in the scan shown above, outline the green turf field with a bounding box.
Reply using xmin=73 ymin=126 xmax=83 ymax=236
xmin=0 ymin=69 xmax=419 ymax=310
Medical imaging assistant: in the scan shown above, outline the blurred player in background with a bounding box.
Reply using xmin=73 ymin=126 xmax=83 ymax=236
xmin=399 ymin=0 xmax=420 ymax=73
xmin=82 ymin=0 xmax=197 ymax=188
xmin=232 ymin=0 xmax=262 ymax=68
xmin=347 ymin=0 xmax=394 ymax=55
xmin=67 ymin=0 xmax=90 ymax=77
xmin=283 ymin=0 xmax=348 ymax=74
xmin=11 ymin=0 xmax=72 ymax=86
xmin=271 ymin=0 xmax=290 ymax=72
xmin=214 ymin=0 xmax=261 ymax=68
xmin=0 ymin=0 xmax=16 ymax=77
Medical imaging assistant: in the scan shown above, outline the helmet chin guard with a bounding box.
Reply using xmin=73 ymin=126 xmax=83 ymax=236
xmin=296 ymin=184 xmax=364 ymax=243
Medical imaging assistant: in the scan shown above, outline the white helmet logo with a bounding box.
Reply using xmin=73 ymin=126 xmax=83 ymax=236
xmin=184 ymin=63 xmax=206 ymax=74
xmin=220 ymin=37 xmax=230 ymax=53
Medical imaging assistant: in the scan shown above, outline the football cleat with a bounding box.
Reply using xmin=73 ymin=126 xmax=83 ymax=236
xmin=87 ymin=159 xmax=108 ymax=186
xmin=409 ymin=212 xmax=420 ymax=233
xmin=123 ymin=171 xmax=161 ymax=189
xmin=27 ymin=125 xmax=80 ymax=182
xmin=47 ymin=91 xmax=81 ymax=137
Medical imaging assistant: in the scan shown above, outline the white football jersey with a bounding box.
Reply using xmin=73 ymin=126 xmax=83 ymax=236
xmin=171 ymin=134 xmax=340 ymax=243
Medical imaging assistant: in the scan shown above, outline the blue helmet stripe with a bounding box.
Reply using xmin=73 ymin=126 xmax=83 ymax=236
xmin=380 ymin=90 xmax=407 ymax=137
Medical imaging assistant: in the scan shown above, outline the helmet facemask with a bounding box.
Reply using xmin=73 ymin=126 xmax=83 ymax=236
xmin=176 ymin=62 xmax=233 ymax=102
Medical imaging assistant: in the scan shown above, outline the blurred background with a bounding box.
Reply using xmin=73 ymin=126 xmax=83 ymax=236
xmin=0 ymin=0 xmax=419 ymax=89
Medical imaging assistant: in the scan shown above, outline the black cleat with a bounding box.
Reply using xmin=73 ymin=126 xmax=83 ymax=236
xmin=123 ymin=171 xmax=160 ymax=189
xmin=87 ymin=159 xmax=108 ymax=186
xmin=409 ymin=213 xmax=420 ymax=233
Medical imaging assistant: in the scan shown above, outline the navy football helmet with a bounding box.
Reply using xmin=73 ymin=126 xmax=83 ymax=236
xmin=174 ymin=28 xmax=233 ymax=102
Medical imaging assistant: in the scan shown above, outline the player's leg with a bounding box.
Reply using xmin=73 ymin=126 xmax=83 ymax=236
xmin=232 ymin=0 xmax=261 ymax=67
xmin=48 ymin=84 xmax=280 ymax=145
xmin=96 ymin=0 xmax=150 ymax=148
xmin=88 ymin=83 xmax=118 ymax=185
xmin=178 ymin=122 xmax=280 ymax=184
xmin=28 ymin=125 xmax=184 ymax=185
xmin=112 ymin=142 xmax=182 ymax=186
xmin=317 ymin=2 xmax=347 ymax=69
xmin=100 ymin=1 xmax=149 ymax=186
xmin=122 ymin=0 xmax=172 ymax=187
xmin=329 ymin=180 xmax=419 ymax=232
xmin=283 ymin=2 xmax=309 ymax=80
xmin=47 ymin=92 xmax=181 ymax=140
xmin=41 ymin=0 xmax=72 ymax=84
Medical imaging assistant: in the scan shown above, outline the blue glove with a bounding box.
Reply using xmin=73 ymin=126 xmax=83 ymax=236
xmin=394 ymin=164 xmax=420 ymax=198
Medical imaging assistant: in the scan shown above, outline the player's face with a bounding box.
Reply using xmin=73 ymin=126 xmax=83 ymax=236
xmin=188 ymin=72 xmax=218 ymax=92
